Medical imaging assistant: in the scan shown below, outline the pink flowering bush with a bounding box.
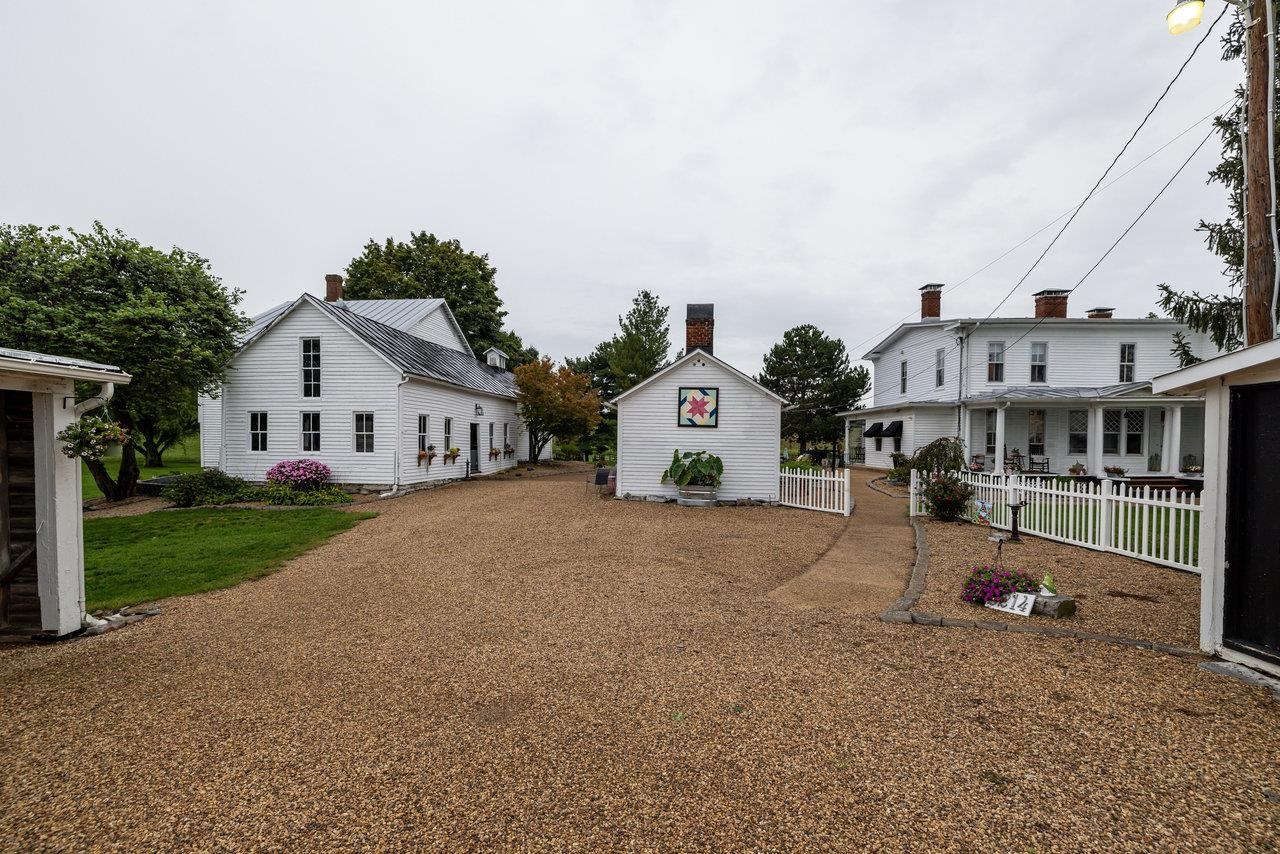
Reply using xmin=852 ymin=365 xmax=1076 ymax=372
xmin=265 ymin=458 xmax=332 ymax=490
xmin=962 ymin=565 xmax=1039 ymax=606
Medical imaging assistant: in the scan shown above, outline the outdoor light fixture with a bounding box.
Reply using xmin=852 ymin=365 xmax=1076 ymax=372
xmin=475 ymin=404 xmax=484 ymax=416
xmin=1167 ymin=0 xmax=1205 ymax=34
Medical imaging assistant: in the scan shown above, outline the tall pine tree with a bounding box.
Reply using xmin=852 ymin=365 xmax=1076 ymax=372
xmin=758 ymin=325 xmax=869 ymax=452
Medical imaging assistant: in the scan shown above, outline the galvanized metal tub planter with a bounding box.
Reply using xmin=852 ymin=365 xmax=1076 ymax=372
xmin=676 ymin=485 xmax=718 ymax=508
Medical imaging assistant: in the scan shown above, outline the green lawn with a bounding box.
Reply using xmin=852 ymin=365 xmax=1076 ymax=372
xmin=84 ymin=507 xmax=375 ymax=612
xmin=81 ymin=437 xmax=203 ymax=501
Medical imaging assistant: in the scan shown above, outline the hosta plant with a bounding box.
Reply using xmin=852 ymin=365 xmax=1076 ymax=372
xmin=962 ymin=565 xmax=1040 ymax=606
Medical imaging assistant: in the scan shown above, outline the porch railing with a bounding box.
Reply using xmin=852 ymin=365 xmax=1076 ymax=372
xmin=909 ymin=470 xmax=1202 ymax=572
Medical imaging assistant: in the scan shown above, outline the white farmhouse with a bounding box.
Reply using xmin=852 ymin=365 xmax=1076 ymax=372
xmin=614 ymin=304 xmax=785 ymax=502
xmin=1153 ymin=338 xmax=1280 ymax=677
xmin=0 ymin=348 xmax=130 ymax=638
xmin=199 ymin=275 xmax=549 ymax=492
xmin=844 ymin=285 xmax=1218 ymax=476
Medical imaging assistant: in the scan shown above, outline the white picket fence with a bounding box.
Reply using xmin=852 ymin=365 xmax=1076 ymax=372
xmin=780 ymin=467 xmax=853 ymax=516
xmin=909 ymin=470 xmax=1202 ymax=572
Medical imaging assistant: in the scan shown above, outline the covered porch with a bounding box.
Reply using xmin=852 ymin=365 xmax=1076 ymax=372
xmin=961 ymin=384 xmax=1205 ymax=478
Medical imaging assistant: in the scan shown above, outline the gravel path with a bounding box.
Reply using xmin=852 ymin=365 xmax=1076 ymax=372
xmin=1 ymin=472 xmax=1277 ymax=851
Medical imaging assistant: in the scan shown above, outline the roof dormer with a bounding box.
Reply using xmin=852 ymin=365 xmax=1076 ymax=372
xmin=484 ymin=347 xmax=509 ymax=370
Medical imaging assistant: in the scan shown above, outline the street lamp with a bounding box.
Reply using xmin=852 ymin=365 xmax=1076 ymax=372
xmin=1167 ymin=0 xmax=1205 ymax=34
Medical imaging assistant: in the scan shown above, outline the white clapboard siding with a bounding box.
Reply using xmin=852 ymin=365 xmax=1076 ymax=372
xmin=407 ymin=306 xmax=471 ymax=353
xmin=197 ymin=393 xmax=222 ymax=468
xmin=909 ymin=470 xmax=1202 ymax=572
xmin=616 ymin=356 xmax=781 ymax=502
xmin=398 ymin=379 xmax=520 ymax=485
xmin=779 ymin=468 xmax=852 ymax=515
xmin=219 ymin=299 xmax=401 ymax=485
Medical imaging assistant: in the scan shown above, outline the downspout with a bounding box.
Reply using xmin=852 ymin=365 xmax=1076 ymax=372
xmin=75 ymin=382 xmax=116 ymax=628
xmin=379 ymin=374 xmax=410 ymax=498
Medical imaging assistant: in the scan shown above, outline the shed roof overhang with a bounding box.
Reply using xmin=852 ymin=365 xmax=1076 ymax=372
xmin=839 ymin=400 xmax=955 ymax=418
xmin=961 ymin=382 xmax=1202 ymax=407
xmin=881 ymin=420 xmax=904 ymax=438
xmin=1153 ymin=337 xmax=1280 ymax=395
xmin=862 ymin=422 xmax=884 ymax=437
xmin=0 ymin=348 xmax=131 ymax=384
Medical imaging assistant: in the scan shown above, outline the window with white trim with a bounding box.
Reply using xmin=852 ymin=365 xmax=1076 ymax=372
xmin=250 ymin=411 xmax=268 ymax=452
xmin=1030 ymin=342 xmax=1048 ymax=383
xmin=1068 ymin=410 xmax=1088 ymax=454
xmin=987 ymin=342 xmax=1005 ymax=382
xmin=417 ymin=415 xmax=429 ymax=452
xmin=301 ymin=411 xmax=320 ymax=452
xmin=935 ymin=348 xmax=945 ymax=388
xmin=984 ymin=410 xmax=997 ymax=456
xmin=444 ymin=417 xmax=453 ymax=451
xmin=1119 ymin=343 xmax=1136 ymax=383
xmin=900 ymin=360 xmax=907 ymax=394
xmin=1028 ymin=409 xmax=1046 ymax=456
xmin=489 ymin=422 xmax=494 ymax=453
xmin=301 ymin=338 xmax=321 ymax=397
xmin=1102 ymin=409 xmax=1145 ymax=456
xmin=354 ymin=412 xmax=374 ymax=453
xmin=503 ymin=422 xmax=509 ymax=446
xmin=1124 ymin=409 xmax=1145 ymax=455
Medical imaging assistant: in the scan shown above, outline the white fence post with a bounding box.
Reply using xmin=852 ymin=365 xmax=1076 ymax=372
xmin=844 ymin=466 xmax=853 ymax=517
xmin=909 ymin=469 xmax=918 ymax=517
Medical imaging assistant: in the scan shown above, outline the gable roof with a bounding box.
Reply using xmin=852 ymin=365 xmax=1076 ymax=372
xmin=237 ymin=295 xmax=515 ymax=399
xmin=611 ymin=348 xmax=787 ymax=405
xmin=341 ymin=298 xmax=474 ymax=356
xmin=862 ymin=316 xmax=1190 ymax=360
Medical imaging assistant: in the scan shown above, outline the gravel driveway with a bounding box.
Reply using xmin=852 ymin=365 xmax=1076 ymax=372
xmin=1 ymin=472 xmax=1277 ymax=851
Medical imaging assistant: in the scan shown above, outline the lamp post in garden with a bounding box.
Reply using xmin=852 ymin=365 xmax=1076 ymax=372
xmin=1166 ymin=0 xmax=1280 ymax=343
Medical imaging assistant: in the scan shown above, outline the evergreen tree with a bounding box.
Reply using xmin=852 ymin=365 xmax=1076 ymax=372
xmin=757 ymin=325 xmax=870 ymax=452
xmin=608 ymin=290 xmax=671 ymax=392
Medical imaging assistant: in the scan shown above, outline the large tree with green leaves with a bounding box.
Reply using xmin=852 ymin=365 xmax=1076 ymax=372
xmin=344 ymin=231 xmax=527 ymax=355
xmin=1162 ymin=7 xmax=1278 ymax=363
xmin=758 ymin=325 xmax=869 ymax=452
xmin=0 ymin=223 xmax=248 ymax=499
xmin=514 ymin=357 xmax=601 ymax=461
xmin=608 ymin=290 xmax=670 ymax=392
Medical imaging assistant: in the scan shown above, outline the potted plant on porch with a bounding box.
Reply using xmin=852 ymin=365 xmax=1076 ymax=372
xmin=1067 ymin=461 xmax=1087 ymax=476
xmin=661 ymin=450 xmax=724 ymax=507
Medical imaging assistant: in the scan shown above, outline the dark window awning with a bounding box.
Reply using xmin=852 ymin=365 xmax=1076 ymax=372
xmin=863 ymin=422 xmax=884 ymax=438
xmin=882 ymin=420 xmax=904 ymax=438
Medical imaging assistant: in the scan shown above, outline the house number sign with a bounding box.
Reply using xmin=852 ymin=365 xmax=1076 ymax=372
xmin=985 ymin=592 xmax=1036 ymax=618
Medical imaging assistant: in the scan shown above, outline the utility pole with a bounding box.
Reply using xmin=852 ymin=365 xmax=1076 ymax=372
xmin=1243 ymin=0 xmax=1278 ymax=343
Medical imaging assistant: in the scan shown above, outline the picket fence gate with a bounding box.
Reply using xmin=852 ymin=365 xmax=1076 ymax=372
xmin=779 ymin=467 xmax=852 ymax=516
xmin=909 ymin=470 xmax=1202 ymax=572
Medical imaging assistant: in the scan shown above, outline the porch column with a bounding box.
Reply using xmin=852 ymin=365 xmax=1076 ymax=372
xmin=1168 ymin=404 xmax=1184 ymax=473
xmin=1088 ymin=404 xmax=1104 ymax=476
xmin=994 ymin=404 xmax=1007 ymax=472
xmin=961 ymin=405 xmax=973 ymax=463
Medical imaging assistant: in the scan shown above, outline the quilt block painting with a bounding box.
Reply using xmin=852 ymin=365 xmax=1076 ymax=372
xmin=678 ymin=387 xmax=718 ymax=427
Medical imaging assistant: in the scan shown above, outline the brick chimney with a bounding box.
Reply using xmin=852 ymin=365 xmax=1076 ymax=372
xmin=1086 ymin=307 xmax=1114 ymax=319
xmin=1033 ymin=288 xmax=1069 ymax=319
xmin=920 ymin=283 xmax=943 ymax=319
xmin=325 ymin=274 xmax=345 ymax=302
xmin=686 ymin=304 xmax=714 ymax=355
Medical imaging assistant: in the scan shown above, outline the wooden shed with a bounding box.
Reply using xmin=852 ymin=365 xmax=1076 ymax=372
xmin=1153 ymin=339 xmax=1280 ymax=677
xmin=0 ymin=349 xmax=130 ymax=638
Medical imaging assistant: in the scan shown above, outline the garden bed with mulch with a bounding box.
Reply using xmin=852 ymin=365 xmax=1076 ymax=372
xmin=914 ymin=519 xmax=1200 ymax=648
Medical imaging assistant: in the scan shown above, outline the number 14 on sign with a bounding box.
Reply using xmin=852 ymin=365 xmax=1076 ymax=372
xmin=985 ymin=592 xmax=1036 ymax=618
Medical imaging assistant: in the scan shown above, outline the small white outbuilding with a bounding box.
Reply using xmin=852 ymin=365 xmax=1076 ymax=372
xmin=614 ymin=304 xmax=785 ymax=503
xmin=1153 ymin=339 xmax=1280 ymax=677
xmin=0 ymin=348 xmax=130 ymax=638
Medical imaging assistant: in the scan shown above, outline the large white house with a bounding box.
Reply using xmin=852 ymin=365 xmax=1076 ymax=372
xmin=614 ymin=304 xmax=785 ymax=502
xmin=844 ymin=285 xmax=1218 ymax=475
xmin=199 ymin=275 xmax=549 ymax=491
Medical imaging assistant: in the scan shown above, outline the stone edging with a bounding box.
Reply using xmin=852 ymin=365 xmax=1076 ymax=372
xmin=866 ymin=476 xmax=906 ymax=499
xmin=880 ymin=518 xmax=1205 ymax=659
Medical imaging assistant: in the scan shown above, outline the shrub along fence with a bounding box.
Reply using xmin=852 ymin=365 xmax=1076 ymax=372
xmin=909 ymin=470 xmax=1202 ymax=572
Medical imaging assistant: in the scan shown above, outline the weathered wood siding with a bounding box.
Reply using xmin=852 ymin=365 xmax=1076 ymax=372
xmin=616 ymin=355 xmax=781 ymax=501
xmin=218 ymin=300 xmax=400 ymax=485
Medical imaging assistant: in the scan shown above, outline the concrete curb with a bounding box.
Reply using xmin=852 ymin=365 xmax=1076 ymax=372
xmin=880 ymin=514 xmax=1206 ymax=660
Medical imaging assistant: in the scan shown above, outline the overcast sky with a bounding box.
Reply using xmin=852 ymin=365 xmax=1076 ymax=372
xmin=1 ymin=1 xmax=1245 ymax=376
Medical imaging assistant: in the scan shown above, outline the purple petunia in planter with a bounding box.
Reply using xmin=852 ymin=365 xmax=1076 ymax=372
xmin=265 ymin=458 xmax=333 ymax=490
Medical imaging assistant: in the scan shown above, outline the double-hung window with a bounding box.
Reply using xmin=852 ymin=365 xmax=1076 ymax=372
xmin=503 ymin=423 xmax=509 ymax=447
xmin=354 ymin=412 xmax=374 ymax=453
xmin=1068 ymin=410 xmax=1088 ymax=454
xmin=301 ymin=338 xmax=321 ymax=397
xmin=250 ymin=411 xmax=268 ymax=452
xmin=1028 ymin=409 xmax=1046 ymax=456
xmin=987 ymin=342 xmax=1005 ymax=383
xmin=444 ymin=417 xmax=453 ymax=451
xmin=984 ymin=410 xmax=997 ymax=456
xmin=1124 ymin=410 xmax=1145 ymax=455
xmin=417 ymin=415 xmax=429 ymax=452
xmin=1103 ymin=408 xmax=1146 ymax=456
xmin=935 ymin=348 xmax=945 ymax=388
xmin=1030 ymin=342 xmax=1048 ymax=383
xmin=1119 ymin=343 xmax=1136 ymax=383
xmin=900 ymin=360 xmax=907 ymax=394
xmin=301 ymin=412 xmax=320 ymax=452
xmin=488 ymin=422 xmax=494 ymax=453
